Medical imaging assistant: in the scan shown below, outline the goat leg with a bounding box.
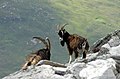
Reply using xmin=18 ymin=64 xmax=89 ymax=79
xmin=83 ymin=51 xmax=86 ymax=58
xmin=74 ymin=50 xmax=79 ymax=59
xmin=67 ymin=47 xmax=73 ymax=64
xmin=68 ymin=55 xmax=72 ymax=64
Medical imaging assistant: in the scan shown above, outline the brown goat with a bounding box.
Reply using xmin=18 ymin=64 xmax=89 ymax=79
xmin=57 ymin=23 xmax=89 ymax=64
xmin=22 ymin=37 xmax=51 ymax=70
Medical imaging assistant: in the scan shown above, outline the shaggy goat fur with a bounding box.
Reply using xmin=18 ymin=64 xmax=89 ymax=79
xmin=22 ymin=37 xmax=51 ymax=70
xmin=57 ymin=23 xmax=89 ymax=64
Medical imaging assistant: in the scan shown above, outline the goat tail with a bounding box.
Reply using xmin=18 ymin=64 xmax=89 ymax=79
xmin=32 ymin=36 xmax=48 ymax=49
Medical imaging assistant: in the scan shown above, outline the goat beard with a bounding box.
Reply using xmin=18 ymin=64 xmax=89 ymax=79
xmin=60 ymin=40 xmax=65 ymax=46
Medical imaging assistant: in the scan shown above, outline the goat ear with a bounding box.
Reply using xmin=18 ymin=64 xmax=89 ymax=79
xmin=63 ymin=29 xmax=66 ymax=33
xmin=60 ymin=40 xmax=65 ymax=46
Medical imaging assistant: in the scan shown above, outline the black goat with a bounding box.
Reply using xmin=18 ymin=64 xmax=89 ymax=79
xmin=57 ymin=23 xmax=89 ymax=64
xmin=22 ymin=37 xmax=51 ymax=70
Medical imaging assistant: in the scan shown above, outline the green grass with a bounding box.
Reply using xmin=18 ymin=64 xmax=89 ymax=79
xmin=50 ymin=0 xmax=120 ymax=44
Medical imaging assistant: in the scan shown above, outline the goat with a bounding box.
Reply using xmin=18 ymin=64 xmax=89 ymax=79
xmin=22 ymin=36 xmax=51 ymax=70
xmin=57 ymin=23 xmax=89 ymax=64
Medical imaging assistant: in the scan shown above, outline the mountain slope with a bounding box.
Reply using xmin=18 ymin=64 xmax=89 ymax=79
xmin=50 ymin=0 xmax=120 ymax=43
xmin=0 ymin=0 xmax=62 ymax=78
xmin=0 ymin=0 xmax=120 ymax=78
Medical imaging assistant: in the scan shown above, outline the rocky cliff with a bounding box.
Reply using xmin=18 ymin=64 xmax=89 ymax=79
xmin=2 ymin=30 xmax=120 ymax=79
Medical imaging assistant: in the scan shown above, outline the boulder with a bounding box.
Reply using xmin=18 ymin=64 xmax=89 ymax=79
xmin=79 ymin=58 xmax=116 ymax=79
xmin=67 ymin=63 xmax=86 ymax=79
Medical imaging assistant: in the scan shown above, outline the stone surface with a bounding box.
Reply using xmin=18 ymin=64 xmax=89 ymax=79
xmin=79 ymin=59 xmax=116 ymax=79
xmin=2 ymin=30 xmax=120 ymax=79
xmin=116 ymin=74 xmax=120 ymax=79
xmin=67 ymin=63 xmax=85 ymax=79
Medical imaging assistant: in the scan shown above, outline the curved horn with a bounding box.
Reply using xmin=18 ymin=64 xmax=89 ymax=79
xmin=56 ymin=24 xmax=60 ymax=32
xmin=46 ymin=37 xmax=51 ymax=50
xmin=61 ymin=23 xmax=68 ymax=30
xmin=32 ymin=37 xmax=48 ymax=49
xmin=57 ymin=24 xmax=60 ymax=30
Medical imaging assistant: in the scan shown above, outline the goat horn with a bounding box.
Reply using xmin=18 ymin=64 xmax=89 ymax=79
xmin=32 ymin=37 xmax=48 ymax=49
xmin=56 ymin=24 xmax=60 ymax=31
xmin=61 ymin=23 xmax=68 ymax=30
xmin=45 ymin=37 xmax=51 ymax=50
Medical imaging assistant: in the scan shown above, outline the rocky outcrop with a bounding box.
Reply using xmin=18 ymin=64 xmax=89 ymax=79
xmin=90 ymin=30 xmax=120 ymax=53
xmin=2 ymin=30 xmax=120 ymax=79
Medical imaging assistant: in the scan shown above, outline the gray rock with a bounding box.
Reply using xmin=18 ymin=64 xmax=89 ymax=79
xmin=64 ymin=74 xmax=77 ymax=79
xmin=113 ymin=30 xmax=120 ymax=39
xmin=2 ymin=30 xmax=120 ymax=79
xmin=79 ymin=58 xmax=116 ymax=79
xmin=108 ymin=36 xmax=120 ymax=47
xmin=90 ymin=33 xmax=112 ymax=53
xmin=90 ymin=29 xmax=120 ymax=53
xmin=116 ymin=73 xmax=120 ymax=79
xmin=3 ymin=65 xmax=55 ymax=79
xmin=67 ymin=63 xmax=86 ymax=79
xmin=116 ymin=63 xmax=120 ymax=73
xmin=99 ymin=67 xmax=116 ymax=79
